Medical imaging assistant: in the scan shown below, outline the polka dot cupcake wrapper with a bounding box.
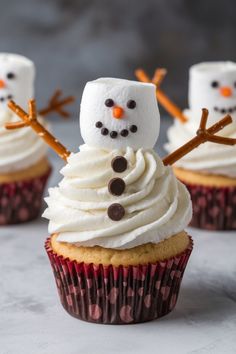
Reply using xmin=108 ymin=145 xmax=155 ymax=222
xmin=45 ymin=237 xmax=193 ymax=324
xmin=184 ymin=182 xmax=236 ymax=230
xmin=0 ymin=168 xmax=51 ymax=225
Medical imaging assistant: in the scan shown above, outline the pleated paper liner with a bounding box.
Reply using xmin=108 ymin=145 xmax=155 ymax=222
xmin=183 ymin=182 xmax=236 ymax=230
xmin=45 ymin=236 xmax=193 ymax=324
xmin=0 ymin=167 xmax=51 ymax=225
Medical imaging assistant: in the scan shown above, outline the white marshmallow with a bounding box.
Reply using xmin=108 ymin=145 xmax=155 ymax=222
xmin=189 ymin=61 xmax=236 ymax=126
xmin=0 ymin=53 xmax=35 ymax=112
xmin=80 ymin=78 xmax=160 ymax=150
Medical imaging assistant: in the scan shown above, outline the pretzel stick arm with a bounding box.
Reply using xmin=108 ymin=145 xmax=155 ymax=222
xmin=163 ymin=111 xmax=234 ymax=166
xmin=7 ymin=100 xmax=71 ymax=162
xmin=39 ymin=97 xmax=75 ymax=116
xmin=152 ymin=68 xmax=167 ymax=87
xmin=50 ymin=89 xmax=62 ymax=103
xmin=206 ymin=135 xmax=236 ymax=146
xmin=207 ymin=115 xmax=232 ymax=135
xmin=5 ymin=121 xmax=27 ymax=130
xmin=39 ymin=90 xmax=75 ymax=117
xmin=199 ymin=108 xmax=208 ymax=130
xmin=135 ymin=69 xmax=151 ymax=83
xmin=163 ymin=135 xmax=202 ymax=166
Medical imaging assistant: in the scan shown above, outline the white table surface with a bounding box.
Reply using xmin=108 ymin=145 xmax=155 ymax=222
xmin=1 ymin=118 xmax=236 ymax=354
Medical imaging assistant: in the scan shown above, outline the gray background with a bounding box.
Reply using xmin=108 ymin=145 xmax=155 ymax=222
xmin=0 ymin=0 xmax=235 ymax=111
xmin=1 ymin=3 xmax=236 ymax=353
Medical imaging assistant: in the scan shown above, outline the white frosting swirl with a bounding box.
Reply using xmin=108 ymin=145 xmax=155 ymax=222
xmin=43 ymin=145 xmax=192 ymax=249
xmin=0 ymin=111 xmax=48 ymax=173
xmin=165 ymin=109 xmax=236 ymax=177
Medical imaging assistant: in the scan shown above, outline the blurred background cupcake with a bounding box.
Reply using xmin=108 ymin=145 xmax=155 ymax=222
xmin=165 ymin=62 xmax=236 ymax=230
xmin=0 ymin=53 xmax=52 ymax=224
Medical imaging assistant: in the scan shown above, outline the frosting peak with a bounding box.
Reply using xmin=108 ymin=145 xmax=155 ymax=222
xmin=43 ymin=145 xmax=192 ymax=249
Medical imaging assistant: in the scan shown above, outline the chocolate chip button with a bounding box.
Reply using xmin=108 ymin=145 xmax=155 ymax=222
xmin=107 ymin=203 xmax=125 ymax=221
xmin=111 ymin=156 xmax=128 ymax=173
xmin=108 ymin=178 xmax=125 ymax=196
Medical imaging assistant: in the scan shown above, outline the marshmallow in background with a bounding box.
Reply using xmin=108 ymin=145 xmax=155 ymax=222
xmin=188 ymin=61 xmax=236 ymax=126
xmin=0 ymin=53 xmax=35 ymax=112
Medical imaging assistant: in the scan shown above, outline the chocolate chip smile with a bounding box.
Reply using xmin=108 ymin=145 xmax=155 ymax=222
xmin=95 ymin=121 xmax=138 ymax=139
xmin=214 ymin=106 xmax=236 ymax=114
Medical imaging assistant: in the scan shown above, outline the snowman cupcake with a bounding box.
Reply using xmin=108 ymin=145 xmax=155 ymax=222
xmin=164 ymin=62 xmax=236 ymax=230
xmin=0 ymin=53 xmax=51 ymax=224
xmin=7 ymin=77 xmax=235 ymax=323
xmin=0 ymin=53 xmax=74 ymax=225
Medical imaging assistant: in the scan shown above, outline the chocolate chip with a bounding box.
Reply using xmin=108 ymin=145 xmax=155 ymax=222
xmin=111 ymin=156 xmax=128 ymax=173
xmin=130 ymin=125 xmax=137 ymax=133
xmin=221 ymin=109 xmax=226 ymax=114
xmin=7 ymin=94 xmax=13 ymax=100
xmin=127 ymin=100 xmax=136 ymax=109
xmin=101 ymin=127 xmax=109 ymax=135
xmin=110 ymin=131 xmax=118 ymax=139
xmin=211 ymin=81 xmax=219 ymax=88
xmin=107 ymin=203 xmax=125 ymax=221
xmin=0 ymin=97 xmax=4 ymax=102
xmin=108 ymin=178 xmax=125 ymax=196
xmin=7 ymin=72 xmax=15 ymax=80
xmin=229 ymin=108 xmax=233 ymax=113
xmin=105 ymin=98 xmax=114 ymax=107
xmin=95 ymin=121 xmax=103 ymax=128
xmin=120 ymin=129 xmax=129 ymax=137
xmin=214 ymin=107 xmax=218 ymax=112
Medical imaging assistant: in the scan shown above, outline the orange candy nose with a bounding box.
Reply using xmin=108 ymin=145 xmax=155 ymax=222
xmin=0 ymin=79 xmax=6 ymax=89
xmin=113 ymin=106 xmax=124 ymax=119
xmin=220 ymin=86 xmax=232 ymax=97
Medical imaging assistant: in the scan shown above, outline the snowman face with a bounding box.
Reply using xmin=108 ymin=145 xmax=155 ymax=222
xmin=80 ymin=78 xmax=160 ymax=150
xmin=189 ymin=62 xmax=236 ymax=126
xmin=0 ymin=53 xmax=35 ymax=113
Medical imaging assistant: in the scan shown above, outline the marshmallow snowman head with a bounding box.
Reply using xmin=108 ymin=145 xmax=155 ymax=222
xmin=80 ymin=78 xmax=160 ymax=150
xmin=189 ymin=61 xmax=236 ymax=126
xmin=0 ymin=53 xmax=35 ymax=113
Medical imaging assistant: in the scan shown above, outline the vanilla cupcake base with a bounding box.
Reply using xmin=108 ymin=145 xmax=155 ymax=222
xmin=0 ymin=158 xmax=51 ymax=225
xmin=45 ymin=233 xmax=193 ymax=324
xmin=0 ymin=157 xmax=50 ymax=183
xmin=51 ymin=231 xmax=190 ymax=266
xmin=173 ymin=167 xmax=236 ymax=230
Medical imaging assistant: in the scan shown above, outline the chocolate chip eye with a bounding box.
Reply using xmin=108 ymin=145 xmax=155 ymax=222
xmin=234 ymin=82 xmax=236 ymax=88
xmin=105 ymin=98 xmax=114 ymax=107
xmin=127 ymin=100 xmax=136 ymax=109
xmin=211 ymin=81 xmax=219 ymax=88
xmin=7 ymin=72 xmax=15 ymax=80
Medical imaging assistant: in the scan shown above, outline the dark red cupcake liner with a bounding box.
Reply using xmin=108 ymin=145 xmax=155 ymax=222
xmin=0 ymin=167 xmax=51 ymax=225
xmin=182 ymin=181 xmax=236 ymax=230
xmin=45 ymin=236 xmax=193 ymax=324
